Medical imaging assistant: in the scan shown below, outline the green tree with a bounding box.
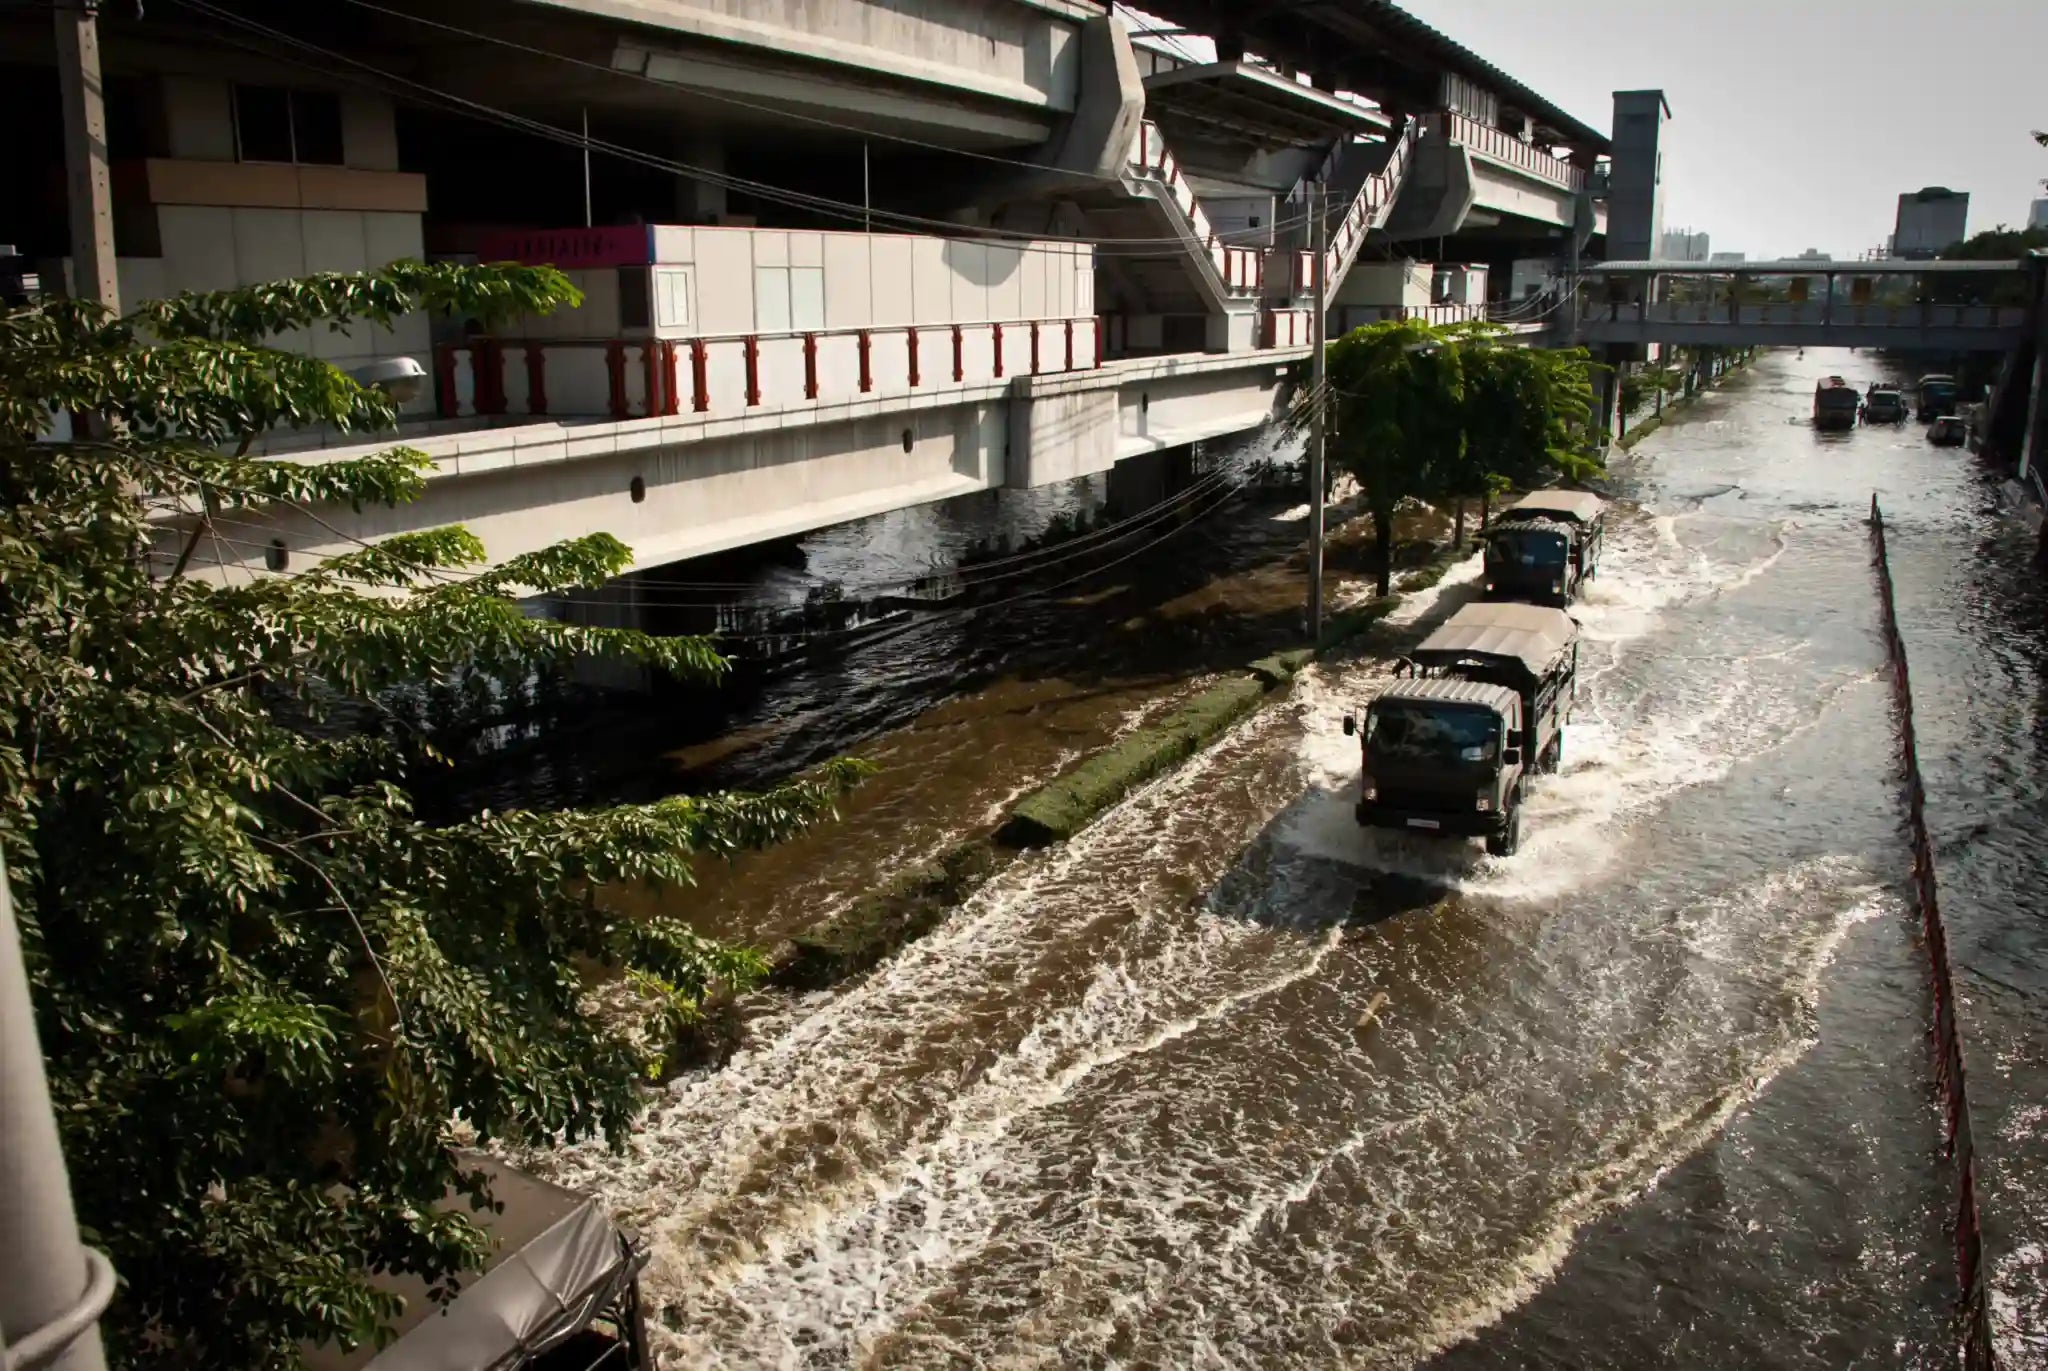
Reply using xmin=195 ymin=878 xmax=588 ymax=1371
xmin=1443 ymin=324 xmax=1599 ymax=539
xmin=1325 ymin=318 xmax=1466 ymax=596
xmin=0 ymin=264 xmax=863 ymax=1368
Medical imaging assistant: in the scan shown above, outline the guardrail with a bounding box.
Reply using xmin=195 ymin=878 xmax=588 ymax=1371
xmin=1429 ymin=110 xmax=1587 ymax=193
xmin=434 ymin=316 xmax=1104 ymax=421
xmin=1593 ymin=300 xmax=2027 ymax=331
xmin=1129 ymin=122 xmax=1265 ymax=297
xmin=1331 ymin=302 xmax=1490 ymax=328
xmin=1279 ymin=121 xmax=1421 ymax=298
xmin=1868 ymin=495 xmax=1996 ymax=1371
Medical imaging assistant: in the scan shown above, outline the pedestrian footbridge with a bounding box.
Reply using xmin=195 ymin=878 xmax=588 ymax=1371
xmin=1573 ymin=258 xmax=2040 ymax=351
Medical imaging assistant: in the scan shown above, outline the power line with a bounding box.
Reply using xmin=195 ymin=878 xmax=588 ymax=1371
xmin=168 ymin=0 xmax=1325 ymax=256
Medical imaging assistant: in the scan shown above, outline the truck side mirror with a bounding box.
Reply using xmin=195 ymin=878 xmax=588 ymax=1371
xmin=1342 ymin=715 xmax=1357 ymax=736
xmin=1502 ymin=747 xmax=1523 ymax=766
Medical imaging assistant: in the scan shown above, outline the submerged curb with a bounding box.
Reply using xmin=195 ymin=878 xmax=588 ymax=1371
xmin=997 ymin=544 xmax=1467 ymax=850
xmin=761 ymin=540 xmax=1469 ymax=995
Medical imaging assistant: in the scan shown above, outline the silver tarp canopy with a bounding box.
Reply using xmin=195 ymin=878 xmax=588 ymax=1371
xmin=1411 ymin=603 xmax=1579 ymax=684
xmin=303 ymin=1159 xmax=639 ymax=1371
xmin=1506 ymin=489 xmax=1603 ymax=525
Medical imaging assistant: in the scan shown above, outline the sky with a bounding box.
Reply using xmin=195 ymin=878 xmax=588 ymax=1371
xmin=1396 ymin=0 xmax=2048 ymax=258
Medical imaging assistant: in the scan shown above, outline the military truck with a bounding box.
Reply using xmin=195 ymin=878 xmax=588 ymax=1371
xmin=1342 ymin=602 xmax=1580 ymax=857
xmin=1482 ymin=489 xmax=1605 ymax=607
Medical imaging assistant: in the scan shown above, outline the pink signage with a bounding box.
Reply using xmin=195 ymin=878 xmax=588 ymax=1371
xmin=474 ymin=225 xmax=652 ymax=270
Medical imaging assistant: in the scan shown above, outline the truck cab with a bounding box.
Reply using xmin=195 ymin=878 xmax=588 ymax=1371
xmin=1484 ymin=490 xmax=1604 ymax=607
xmin=1344 ymin=603 xmax=1580 ymax=857
xmin=1916 ymin=373 xmax=1959 ymax=420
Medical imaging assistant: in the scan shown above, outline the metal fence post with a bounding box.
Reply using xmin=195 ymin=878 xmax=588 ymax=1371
xmin=0 ymin=863 xmax=114 ymax=1370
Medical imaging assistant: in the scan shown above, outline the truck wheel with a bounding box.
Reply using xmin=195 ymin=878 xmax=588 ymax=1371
xmin=1485 ymin=803 xmax=1522 ymax=857
xmin=1542 ymin=735 xmax=1563 ymax=774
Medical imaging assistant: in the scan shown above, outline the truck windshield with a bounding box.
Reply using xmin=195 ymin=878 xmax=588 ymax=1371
xmin=1490 ymin=530 xmax=1568 ymax=568
xmin=1365 ymin=703 xmax=1501 ymax=766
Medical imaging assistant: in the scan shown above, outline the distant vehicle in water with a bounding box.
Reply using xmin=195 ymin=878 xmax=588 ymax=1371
xmin=1916 ymin=373 xmax=1959 ymax=420
xmin=1483 ymin=489 xmax=1605 ymax=607
xmin=1861 ymin=384 xmax=1907 ymax=424
xmin=1812 ymin=376 xmax=1860 ymax=431
xmin=1343 ymin=603 xmax=1580 ymax=857
xmin=1928 ymin=414 xmax=1969 ymax=446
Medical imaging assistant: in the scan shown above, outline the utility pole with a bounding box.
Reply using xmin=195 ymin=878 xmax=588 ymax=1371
xmin=1308 ymin=181 xmax=1327 ymax=641
xmin=581 ymin=107 xmax=593 ymax=228
xmin=55 ymin=1 xmax=118 ymax=311
xmin=0 ymin=864 xmax=113 ymax=1371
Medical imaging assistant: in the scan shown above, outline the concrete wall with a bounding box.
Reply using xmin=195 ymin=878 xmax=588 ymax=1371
xmin=1467 ymin=159 xmax=1574 ymax=229
xmin=560 ymin=0 xmax=1082 ymax=111
xmin=1336 ymin=259 xmax=1433 ymax=308
xmin=1606 ymin=91 xmax=1668 ymax=264
xmin=173 ymin=345 xmax=1306 ymax=580
xmin=1202 ymin=196 xmax=1278 ymax=247
xmin=92 ymin=76 xmax=430 ymax=410
xmin=190 ymin=400 xmax=1012 ymax=579
xmin=496 ymin=228 xmax=1095 ymax=343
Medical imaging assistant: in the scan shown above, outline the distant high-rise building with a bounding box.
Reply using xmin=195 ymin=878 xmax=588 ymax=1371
xmin=1708 ymin=251 xmax=1746 ymax=264
xmin=1893 ymin=187 xmax=1969 ymax=258
xmin=1660 ymin=228 xmax=1710 ymax=261
xmin=2030 ymin=199 xmax=2048 ymax=231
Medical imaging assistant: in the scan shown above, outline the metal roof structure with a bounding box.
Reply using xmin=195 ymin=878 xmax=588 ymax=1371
xmin=1590 ymin=259 xmax=2024 ymax=275
xmin=1506 ymin=489 xmax=1604 ymax=524
xmin=1132 ymin=0 xmax=1609 ymax=151
xmin=1144 ymin=61 xmax=1391 ymax=148
xmin=1412 ymin=602 xmax=1579 ymax=682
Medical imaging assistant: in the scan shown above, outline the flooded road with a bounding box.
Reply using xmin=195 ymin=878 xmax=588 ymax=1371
xmin=544 ymin=350 xmax=2047 ymax=1367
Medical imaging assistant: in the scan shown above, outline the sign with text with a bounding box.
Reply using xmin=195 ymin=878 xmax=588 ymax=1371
xmin=474 ymin=225 xmax=652 ymax=270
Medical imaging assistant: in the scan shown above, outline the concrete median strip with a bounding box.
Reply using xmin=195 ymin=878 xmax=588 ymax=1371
xmin=999 ymin=545 xmax=1465 ymax=850
xmin=764 ymin=541 xmax=1470 ymax=995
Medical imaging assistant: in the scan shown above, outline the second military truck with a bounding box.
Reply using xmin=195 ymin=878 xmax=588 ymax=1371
xmin=1343 ymin=602 xmax=1581 ymax=857
xmin=1483 ymin=489 xmax=1605 ymax=608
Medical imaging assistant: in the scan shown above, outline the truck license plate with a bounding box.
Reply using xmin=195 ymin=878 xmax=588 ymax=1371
xmin=1405 ymin=818 xmax=1440 ymax=831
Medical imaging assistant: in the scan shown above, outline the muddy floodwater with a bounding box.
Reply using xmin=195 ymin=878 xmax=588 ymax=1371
xmin=534 ymin=350 xmax=2048 ymax=1368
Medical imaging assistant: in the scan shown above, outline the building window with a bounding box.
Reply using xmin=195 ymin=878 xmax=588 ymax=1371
xmin=754 ymin=265 xmax=823 ymax=334
xmin=234 ymin=86 xmax=345 ymax=166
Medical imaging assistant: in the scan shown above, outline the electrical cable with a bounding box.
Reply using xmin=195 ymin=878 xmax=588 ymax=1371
xmin=170 ymin=0 xmax=1331 ymax=256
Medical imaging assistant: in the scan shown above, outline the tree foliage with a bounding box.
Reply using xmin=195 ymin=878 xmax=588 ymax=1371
xmin=1320 ymin=318 xmax=1598 ymax=594
xmin=1324 ymin=318 xmax=1466 ymax=595
xmin=0 ymin=263 xmax=864 ymax=1367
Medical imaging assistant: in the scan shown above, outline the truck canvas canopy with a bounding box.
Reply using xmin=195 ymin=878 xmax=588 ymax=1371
xmin=302 ymin=1158 xmax=648 ymax=1371
xmin=1407 ymin=603 xmax=1580 ymax=688
xmin=1504 ymin=489 xmax=1603 ymax=526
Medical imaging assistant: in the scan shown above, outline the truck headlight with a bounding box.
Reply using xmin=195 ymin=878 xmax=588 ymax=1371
xmin=1475 ymin=793 xmax=1493 ymax=812
xmin=1551 ymin=578 xmax=1564 ymax=594
xmin=1361 ymin=776 xmax=1377 ymax=802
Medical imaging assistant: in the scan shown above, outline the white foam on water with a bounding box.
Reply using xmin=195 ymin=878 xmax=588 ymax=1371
xmin=1281 ymin=510 xmax=1817 ymax=900
xmin=968 ymin=866 xmax=1890 ymax=1369
xmin=529 ymin=495 xmax=1910 ymax=1369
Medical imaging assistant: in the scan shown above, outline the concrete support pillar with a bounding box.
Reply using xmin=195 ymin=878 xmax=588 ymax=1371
xmin=56 ymin=5 xmax=118 ymax=311
xmin=1104 ymin=446 xmax=1190 ymax=521
xmin=1046 ymin=15 xmax=1144 ymax=179
xmin=1594 ymin=359 xmax=1618 ymax=446
xmin=675 ymin=139 xmax=728 ymax=224
xmin=2023 ymin=343 xmax=2046 ymax=487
